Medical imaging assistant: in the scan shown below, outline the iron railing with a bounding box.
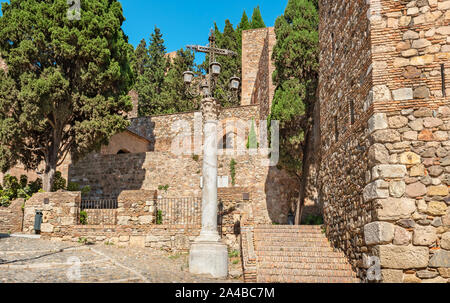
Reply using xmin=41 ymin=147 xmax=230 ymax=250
xmin=156 ymin=197 xmax=224 ymax=234
xmin=78 ymin=199 xmax=118 ymax=225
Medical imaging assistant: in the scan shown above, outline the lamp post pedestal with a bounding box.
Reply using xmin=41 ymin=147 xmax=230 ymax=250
xmin=189 ymin=97 xmax=228 ymax=279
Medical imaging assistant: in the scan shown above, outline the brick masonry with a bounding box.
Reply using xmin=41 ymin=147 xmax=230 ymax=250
xmin=319 ymin=0 xmax=450 ymax=283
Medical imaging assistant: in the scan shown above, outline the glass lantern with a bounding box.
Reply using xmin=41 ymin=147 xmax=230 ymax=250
xmin=210 ymin=62 xmax=222 ymax=76
xmin=183 ymin=71 xmax=194 ymax=84
xmin=229 ymin=76 xmax=240 ymax=90
xmin=201 ymin=80 xmax=210 ymax=96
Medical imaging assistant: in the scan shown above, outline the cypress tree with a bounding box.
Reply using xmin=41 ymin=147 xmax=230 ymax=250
xmin=251 ymin=6 xmax=266 ymax=29
xmin=268 ymin=0 xmax=319 ymax=178
xmin=136 ymin=27 xmax=169 ymax=116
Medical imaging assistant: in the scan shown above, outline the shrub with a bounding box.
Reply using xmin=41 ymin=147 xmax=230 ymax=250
xmin=156 ymin=210 xmax=163 ymax=225
xmin=230 ymin=159 xmax=237 ymax=186
xmin=79 ymin=210 xmax=88 ymax=225
xmin=0 ymin=174 xmax=42 ymax=207
xmin=302 ymin=214 xmax=324 ymax=225
xmin=51 ymin=172 xmax=66 ymax=192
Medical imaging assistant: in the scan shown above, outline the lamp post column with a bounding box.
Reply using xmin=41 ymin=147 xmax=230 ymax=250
xmin=189 ymin=97 xmax=228 ymax=278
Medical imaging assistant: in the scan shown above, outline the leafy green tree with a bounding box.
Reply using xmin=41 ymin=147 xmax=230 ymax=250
xmin=0 ymin=0 xmax=134 ymax=191
xmin=160 ymin=48 xmax=199 ymax=114
xmin=269 ymin=0 xmax=319 ymax=178
xmin=250 ymin=6 xmax=266 ymax=29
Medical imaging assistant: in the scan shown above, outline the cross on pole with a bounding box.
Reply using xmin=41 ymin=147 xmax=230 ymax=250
xmin=186 ymin=30 xmax=237 ymax=98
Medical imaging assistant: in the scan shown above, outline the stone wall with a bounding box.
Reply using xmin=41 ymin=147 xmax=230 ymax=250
xmin=100 ymin=130 xmax=151 ymax=155
xmin=319 ymin=0 xmax=450 ymax=283
xmin=23 ymin=192 xmax=80 ymax=234
xmin=318 ymin=0 xmax=374 ymax=280
xmin=128 ymin=105 xmax=260 ymax=152
xmin=0 ymin=199 xmax=24 ymax=234
xmin=68 ymin=151 xmax=299 ymax=224
xmin=241 ymin=28 xmax=276 ymax=108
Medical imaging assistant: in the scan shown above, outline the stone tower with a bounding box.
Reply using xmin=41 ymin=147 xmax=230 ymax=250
xmin=318 ymin=0 xmax=449 ymax=282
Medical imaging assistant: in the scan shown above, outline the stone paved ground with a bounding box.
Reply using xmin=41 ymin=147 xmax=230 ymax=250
xmin=0 ymin=236 xmax=237 ymax=283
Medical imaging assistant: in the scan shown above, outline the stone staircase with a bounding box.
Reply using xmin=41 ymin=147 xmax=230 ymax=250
xmin=250 ymin=225 xmax=360 ymax=283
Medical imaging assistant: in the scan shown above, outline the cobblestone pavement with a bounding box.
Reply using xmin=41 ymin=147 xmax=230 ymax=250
xmin=0 ymin=236 xmax=237 ymax=283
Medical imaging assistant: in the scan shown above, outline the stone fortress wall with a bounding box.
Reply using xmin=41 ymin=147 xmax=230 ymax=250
xmin=318 ymin=0 xmax=450 ymax=282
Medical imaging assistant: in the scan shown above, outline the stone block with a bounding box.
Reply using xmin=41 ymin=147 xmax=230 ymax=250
xmin=368 ymin=113 xmax=388 ymax=133
xmin=394 ymin=226 xmax=412 ymax=246
xmin=427 ymin=201 xmax=448 ymax=216
xmin=427 ymin=186 xmax=449 ymax=196
xmin=40 ymin=223 xmax=54 ymax=233
xmin=376 ymin=198 xmax=416 ymax=221
xmin=413 ymin=226 xmax=437 ymax=246
xmin=392 ymin=88 xmax=413 ymax=101
xmin=372 ymin=130 xmax=401 ymax=143
xmin=441 ymin=232 xmax=450 ymax=250
xmin=368 ymin=144 xmax=389 ymax=165
xmin=405 ymin=182 xmax=427 ymax=198
xmin=363 ymin=181 xmax=389 ymax=202
xmin=390 ymin=181 xmax=406 ymax=198
xmin=429 ymin=250 xmax=450 ymax=268
xmin=372 ymin=165 xmax=407 ymax=180
xmin=381 ymin=269 xmax=403 ymax=283
xmin=378 ymin=245 xmax=429 ymax=269
xmin=364 ymin=222 xmax=395 ymax=245
xmin=399 ymin=152 xmax=421 ymax=165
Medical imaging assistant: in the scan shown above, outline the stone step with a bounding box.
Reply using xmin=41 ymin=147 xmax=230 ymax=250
xmin=257 ymin=274 xmax=360 ymax=283
xmin=254 ymin=226 xmax=323 ymax=232
xmin=258 ymin=261 xmax=354 ymax=271
xmin=258 ymin=268 xmax=357 ymax=278
xmin=254 ymin=233 xmax=326 ymax=238
xmin=254 ymin=237 xmax=330 ymax=243
xmin=255 ymin=250 xmax=346 ymax=258
xmin=257 ymin=256 xmax=350 ymax=264
xmin=254 ymin=240 xmax=332 ymax=248
xmin=255 ymin=246 xmax=335 ymax=253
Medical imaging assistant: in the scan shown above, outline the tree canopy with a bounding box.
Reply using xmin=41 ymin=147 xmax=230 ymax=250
xmin=269 ymin=0 xmax=319 ymax=178
xmin=0 ymin=0 xmax=134 ymax=191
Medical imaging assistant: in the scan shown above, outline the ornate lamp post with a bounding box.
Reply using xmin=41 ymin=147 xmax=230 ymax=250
xmin=183 ymin=31 xmax=240 ymax=278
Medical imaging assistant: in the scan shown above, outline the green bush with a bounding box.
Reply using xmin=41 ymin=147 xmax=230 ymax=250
xmin=79 ymin=210 xmax=88 ymax=225
xmin=156 ymin=210 xmax=163 ymax=225
xmin=230 ymin=159 xmax=237 ymax=186
xmin=302 ymin=214 xmax=324 ymax=226
xmin=0 ymin=174 xmax=42 ymax=207
xmin=51 ymin=172 xmax=66 ymax=192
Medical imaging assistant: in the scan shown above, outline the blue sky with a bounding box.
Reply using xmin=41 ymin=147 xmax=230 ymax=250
xmin=1 ymin=0 xmax=287 ymax=60
xmin=120 ymin=0 xmax=287 ymax=52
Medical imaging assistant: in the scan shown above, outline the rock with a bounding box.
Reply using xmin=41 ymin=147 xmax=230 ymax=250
xmin=441 ymin=232 xmax=450 ymax=250
xmin=229 ymin=269 xmax=242 ymax=279
xmin=423 ymin=117 xmax=443 ymax=128
xmin=443 ymin=209 xmax=450 ymax=226
xmin=368 ymin=144 xmax=390 ymax=165
xmin=389 ymin=116 xmax=409 ymax=128
xmin=429 ymin=250 xmax=450 ymax=268
xmin=363 ymin=181 xmax=389 ymax=202
xmin=364 ymin=221 xmax=395 ymax=245
xmin=376 ymin=198 xmax=417 ymax=221
xmin=373 ymin=85 xmax=392 ymax=102
xmin=413 ymin=226 xmax=437 ymax=246
xmin=378 ymin=245 xmax=429 ymax=269
xmin=403 ymin=274 xmax=422 ymax=283
xmin=399 ymin=152 xmax=421 ymax=165
xmin=438 ymin=268 xmax=450 ymax=278
xmin=392 ymin=88 xmax=413 ymax=101
xmin=427 ymin=202 xmax=448 ymax=216
xmin=413 ymin=86 xmax=430 ymax=99
xmin=405 ymin=182 xmax=427 ymax=198
xmin=414 ymin=108 xmax=433 ymax=118
xmin=410 ymin=164 xmax=426 ymax=177
xmin=40 ymin=223 xmax=54 ymax=233
xmin=372 ymin=165 xmax=407 ymax=180
xmin=397 ymin=219 xmax=416 ymax=228
xmin=427 ymin=186 xmax=449 ymax=196
xmin=441 ymin=157 xmax=450 ymax=166
xmin=382 ymin=269 xmax=403 ymax=283
xmin=403 ymin=66 xmax=421 ymax=78
xmin=427 ymin=166 xmax=444 ymax=177
xmin=416 ymin=270 xmax=439 ymax=279
xmin=368 ymin=113 xmax=388 ymax=133
xmin=432 ymin=217 xmax=442 ymax=227
xmin=393 ymin=226 xmax=412 ymax=246
xmin=372 ymin=129 xmax=401 ymax=143
xmin=421 ymin=276 xmax=449 ymax=283
xmin=390 ymin=181 xmax=406 ymax=198
xmin=119 ymin=235 xmax=130 ymax=242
